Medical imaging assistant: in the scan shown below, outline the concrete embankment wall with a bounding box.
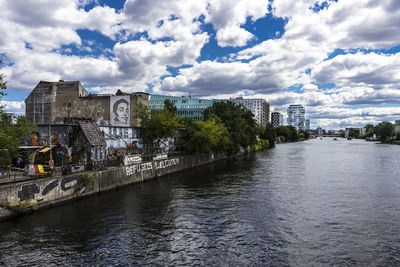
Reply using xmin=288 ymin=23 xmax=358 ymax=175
xmin=0 ymin=153 xmax=227 ymax=222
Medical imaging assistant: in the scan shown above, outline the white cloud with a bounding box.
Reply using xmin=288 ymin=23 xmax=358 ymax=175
xmin=206 ymin=0 xmax=267 ymax=47
xmin=312 ymin=52 xmax=400 ymax=89
xmin=0 ymin=101 xmax=25 ymax=114
xmin=215 ymin=26 xmax=254 ymax=47
xmin=158 ymin=58 xmax=285 ymax=96
xmin=2 ymin=0 xmax=400 ymax=127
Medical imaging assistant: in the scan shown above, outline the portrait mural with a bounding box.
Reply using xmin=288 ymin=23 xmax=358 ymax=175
xmin=110 ymin=96 xmax=130 ymax=127
xmin=31 ymin=132 xmax=40 ymax=146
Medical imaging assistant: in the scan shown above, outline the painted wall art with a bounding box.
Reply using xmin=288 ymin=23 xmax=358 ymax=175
xmin=110 ymin=96 xmax=130 ymax=127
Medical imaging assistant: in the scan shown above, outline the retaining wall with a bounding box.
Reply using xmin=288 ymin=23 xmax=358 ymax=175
xmin=0 ymin=153 xmax=228 ymax=221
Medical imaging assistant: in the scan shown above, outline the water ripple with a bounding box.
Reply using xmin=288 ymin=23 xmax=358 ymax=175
xmin=1 ymin=139 xmax=400 ymax=265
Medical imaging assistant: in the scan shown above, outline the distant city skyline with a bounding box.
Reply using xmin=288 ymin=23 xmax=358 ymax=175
xmin=1 ymin=0 xmax=400 ymax=129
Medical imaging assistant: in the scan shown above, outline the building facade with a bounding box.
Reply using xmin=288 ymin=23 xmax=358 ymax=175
xmin=394 ymin=120 xmax=400 ymax=133
xmin=305 ymin=119 xmax=310 ymax=131
xmin=271 ymin=112 xmax=283 ymax=128
xmin=287 ymin=104 xmax=305 ymax=130
xmin=233 ymin=98 xmax=270 ymax=127
xmin=149 ymin=94 xmax=215 ymax=121
xmin=25 ymin=80 xmax=149 ymax=150
xmin=25 ymin=81 xmax=149 ymax=127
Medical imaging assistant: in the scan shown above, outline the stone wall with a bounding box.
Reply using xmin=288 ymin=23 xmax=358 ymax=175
xmin=0 ymin=153 xmax=228 ymax=221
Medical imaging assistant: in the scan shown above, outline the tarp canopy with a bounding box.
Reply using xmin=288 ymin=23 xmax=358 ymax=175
xmin=19 ymin=146 xmax=43 ymax=149
xmin=39 ymin=147 xmax=52 ymax=153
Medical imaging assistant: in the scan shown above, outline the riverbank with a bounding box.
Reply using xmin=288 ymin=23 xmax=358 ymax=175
xmin=0 ymin=142 xmax=270 ymax=223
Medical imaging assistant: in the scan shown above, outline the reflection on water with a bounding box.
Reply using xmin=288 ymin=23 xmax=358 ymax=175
xmin=1 ymin=138 xmax=400 ymax=265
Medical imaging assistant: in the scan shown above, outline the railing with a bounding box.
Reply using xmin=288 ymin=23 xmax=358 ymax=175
xmin=0 ymin=151 xmax=188 ymax=183
xmin=0 ymin=167 xmax=26 ymax=181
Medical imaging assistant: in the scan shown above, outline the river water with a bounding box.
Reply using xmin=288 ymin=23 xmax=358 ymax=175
xmin=1 ymin=138 xmax=400 ymax=266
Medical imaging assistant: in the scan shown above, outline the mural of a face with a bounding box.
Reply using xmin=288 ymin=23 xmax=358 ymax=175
xmin=115 ymin=101 xmax=128 ymax=123
xmin=110 ymin=96 xmax=130 ymax=126
xmin=32 ymin=132 xmax=40 ymax=146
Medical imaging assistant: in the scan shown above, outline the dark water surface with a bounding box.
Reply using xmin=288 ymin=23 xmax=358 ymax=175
xmin=1 ymin=138 xmax=400 ymax=266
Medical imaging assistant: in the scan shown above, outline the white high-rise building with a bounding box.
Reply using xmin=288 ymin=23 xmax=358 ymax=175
xmin=305 ymin=119 xmax=310 ymax=131
xmin=287 ymin=104 xmax=305 ymax=130
xmin=233 ymin=98 xmax=270 ymax=127
xmin=271 ymin=112 xmax=283 ymax=128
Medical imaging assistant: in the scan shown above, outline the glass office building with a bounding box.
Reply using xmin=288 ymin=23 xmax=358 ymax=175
xmin=149 ymin=95 xmax=215 ymax=121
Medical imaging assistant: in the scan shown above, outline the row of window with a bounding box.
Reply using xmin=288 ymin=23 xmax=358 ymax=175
xmin=150 ymin=99 xmax=208 ymax=105
xmin=101 ymin=127 xmax=140 ymax=139
xmin=150 ymin=100 xmax=179 ymax=104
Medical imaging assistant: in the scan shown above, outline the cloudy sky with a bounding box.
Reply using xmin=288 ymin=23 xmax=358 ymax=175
xmin=1 ymin=0 xmax=400 ymax=129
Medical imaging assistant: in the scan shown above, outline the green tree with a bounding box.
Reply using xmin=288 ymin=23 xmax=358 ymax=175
xmin=364 ymin=124 xmax=375 ymax=138
xmin=288 ymin=126 xmax=298 ymax=141
xmin=375 ymin=121 xmax=394 ymax=142
xmin=204 ymin=101 xmax=258 ymax=154
xmin=178 ymin=117 xmax=231 ymax=154
xmin=275 ymin=126 xmax=299 ymax=142
xmin=0 ymin=62 xmax=33 ymax=170
xmin=163 ymin=99 xmax=177 ymax=115
xmin=260 ymin=123 xmax=276 ymax=147
xmin=275 ymin=126 xmax=291 ymax=141
xmin=299 ymin=130 xmax=310 ymax=139
xmin=348 ymin=128 xmax=360 ymax=138
xmin=134 ymin=101 xmax=180 ymax=151
xmin=396 ymin=131 xmax=400 ymax=141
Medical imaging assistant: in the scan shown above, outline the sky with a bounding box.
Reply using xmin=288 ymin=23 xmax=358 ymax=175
xmin=1 ymin=0 xmax=400 ymax=129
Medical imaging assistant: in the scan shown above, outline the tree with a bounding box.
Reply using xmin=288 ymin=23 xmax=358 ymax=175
xmin=260 ymin=123 xmax=276 ymax=147
xmin=375 ymin=121 xmax=394 ymax=142
xmin=275 ymin=126 xmax=299 ymax=142
xmin=163 ymin=99 xmax=177 ymax=115
xmin=348 ymin=128 xmax=360 ymax=138
xmin=299 ymin=130 xmax=310 ymax=139
xmin=204 ymin=101 xmax=258 ymax=154
xmin=0 ymin=62 xmax=33 ymax=170
xmin=134 ymin=101 xmax=180 ymax=151
xmin=275 ymin=126 xmax=291 ymax=141
xmin=178 ymin=117 xmax=231 ymax=154
xmin=364 ymin=124 xmax=375 ymax=138
xmin=288 ymin=126 xmax=298 ymax=141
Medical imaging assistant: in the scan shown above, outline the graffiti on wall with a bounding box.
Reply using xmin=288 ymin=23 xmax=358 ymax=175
xmin=154 ymin=158 xmax=180 ymax=170
xmin=61 ymin=176 xmax=82 ymax=191
xmin=110 ymin=96 xmax=130 ymax=127
xmin=18 ymin=184 xmax=40 ymax=201
xmin=32 ymin=132 xmax=40 ymax=146
xmin=54 ymin=98 xmax=106 ymax=125
xmin=42 ymin=180 xmax=59 ymax=196
xmin=125 ymin=158 xmax=180 ymax=175
xmin=16 ymin=175 xmax=83 ymax=202
xmin=126 ymin=162 xmax=153 ymax=175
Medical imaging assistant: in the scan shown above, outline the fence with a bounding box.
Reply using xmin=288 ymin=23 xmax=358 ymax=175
xmin=0 ymin=151 xmax=188 ymax=183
